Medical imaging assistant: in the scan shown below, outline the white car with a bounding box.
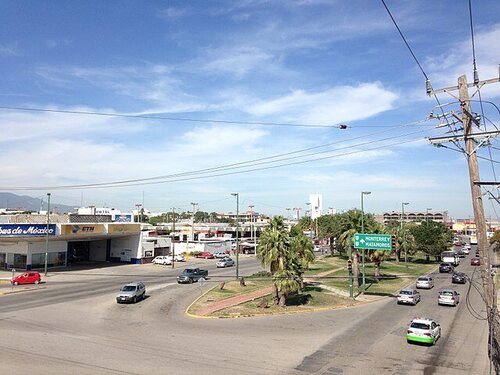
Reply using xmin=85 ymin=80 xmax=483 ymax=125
xmin=214 ymin=252 xmax=229 ymax=259
xmin=416 ymin=276 xmax=434 ymax=289
xmin=174 ymin=254 xmax=185 ymax=262
xmin=438 ymin=289 xmax=460 ymax=306
xmin=407 ymin=318 xmax=441 ymax=345
xmin=152 ymin=256 xmax=172 ymax=265
xmin=397 ymin=288 xmax=421 ymax=305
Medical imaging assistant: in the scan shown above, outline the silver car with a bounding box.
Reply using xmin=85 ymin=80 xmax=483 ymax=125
xmin=416 ymin=276 xmax=434 ymax=289
xmin=216 ymin=257 xmax=235 ymax=268
xmin=397 ymin=288 xmax=421 ymax=305
xmin=438 ymin=289 xmax=460 ymax=306
xmin=116 ymin=282 xmax=146 ymax=304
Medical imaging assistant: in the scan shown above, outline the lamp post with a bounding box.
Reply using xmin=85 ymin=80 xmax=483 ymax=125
xmin=231 ymin=193 xmax=240 ymax=279
xmin=171 ymin=207 xmax=176 ymax=268
xmin=286 ymin=208 xmax=291 ymax=221
xmin=361 ymin=191 xmax=371 ymax=291
xmin=426 ymin=208 xmax=432 ymax=223
xmin=401 ymin=202 xmax=410 ymax=268
xmin=249 ymin=205 xmax=254 ymax=245
xmin=135 ymin=203 xmax=142 ymax=223
xmin=44 ymin=193 xmax=51 ymax=276
xmin=190 ymin=202 xmax=198 ymax=241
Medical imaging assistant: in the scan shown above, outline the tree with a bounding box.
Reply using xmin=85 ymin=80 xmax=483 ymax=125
xmin=316 ymin=214 xmax=343 ymax=255
xmin=257 ymin=216 xmax=291 ymax=305
xmin=410 ymin=221 xmax=452 ymax=261
xmin=257 ymin=216 xmax=315 ymax=306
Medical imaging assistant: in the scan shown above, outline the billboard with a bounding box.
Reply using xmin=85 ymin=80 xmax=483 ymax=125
xmin=61 ymin=224 xmax=106 ymax=236
xmin=108 ymin=223 xmax=141 ymax=234
xmin=0 ymin=224 xmax=56 ymax=236
xmin=113 ymin=214 xmax=133 ymax=223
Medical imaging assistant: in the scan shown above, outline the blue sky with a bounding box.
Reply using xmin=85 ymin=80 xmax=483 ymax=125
xmin=0 ymin=0 xmax=499 ymax=219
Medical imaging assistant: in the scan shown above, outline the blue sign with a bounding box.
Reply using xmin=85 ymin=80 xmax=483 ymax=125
xmin=113 ymin=214 xmax=132 ymax=223
xmin=0 ymin=224 xmax=56 ymax=236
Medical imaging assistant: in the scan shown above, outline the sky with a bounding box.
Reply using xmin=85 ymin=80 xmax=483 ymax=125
xmin=0 ymin=0 xmax=499 ymax=219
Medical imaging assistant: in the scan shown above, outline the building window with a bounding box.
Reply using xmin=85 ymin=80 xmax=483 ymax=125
xmin=32 ymin=252 xmax=66 ymax=268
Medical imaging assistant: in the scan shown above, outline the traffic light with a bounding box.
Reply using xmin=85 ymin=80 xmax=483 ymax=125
xmin=392 ymin=235 xmax=397 ymax=250
xmin=347 ymin=259 xmax=352 ymax=272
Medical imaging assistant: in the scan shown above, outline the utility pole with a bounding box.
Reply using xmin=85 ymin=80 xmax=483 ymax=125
xmin=401 ymin=202 xmax=409 ymax=269
xmin=361 ymin=191 xmax=371 ymax=292
xmin=231 ymin=193 xmax=240 ymax=279
xmin=44 ymin=193 xmax=51 ymax=276
xmin=249 ymin=205 xmax=254 ymax=245
xmin=171 ymin=207 xmax=176 ymax=269
xmin=429 ymin=73 xmax=499 ymax=372
xmin=190 ymin=202 xmax=198 ymax=241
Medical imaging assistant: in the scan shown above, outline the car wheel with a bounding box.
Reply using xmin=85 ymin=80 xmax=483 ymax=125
xmin=14 ymin=281 xmax=19 ymax=285
xmin=133 ymin=296 xmax=137 ymax=303
xmin=34 ymin=280 xmax=39 ymax=285
xmin=189 ymin=278 xmax=193 ymax=284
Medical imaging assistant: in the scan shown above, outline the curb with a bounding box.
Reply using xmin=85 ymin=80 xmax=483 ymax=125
xmin=185 ymin=285 xmax=219 ymax=319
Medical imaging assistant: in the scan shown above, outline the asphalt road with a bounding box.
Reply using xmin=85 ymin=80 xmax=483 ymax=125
xmin=0 ymin=249 xmax=491 ymax=375
xmin=294 ymin=246 xmax=490 ymax=375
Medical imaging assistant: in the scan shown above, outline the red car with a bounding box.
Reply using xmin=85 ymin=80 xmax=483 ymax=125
xmin=11 ymin=271 xmax=41 ymax=285
xmin=196 ymin=252 xmax=215 ymax=259
xmin=471 ymin=258 xmax=480 ymax=266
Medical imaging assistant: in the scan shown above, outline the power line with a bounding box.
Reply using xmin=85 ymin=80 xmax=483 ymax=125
xmin=0 ymin=119 xmax=434 ymax=190
xmin=0 ymin=131 xmax=435 ymax=191
xmin=0 ymin=105 xmax=418 ymax=130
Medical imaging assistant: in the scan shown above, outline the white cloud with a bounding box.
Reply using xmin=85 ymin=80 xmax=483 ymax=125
xmin=427 ymin=23 xmax=500 ymax=97
xmin=201 ymin=47 xmax=275 ymax=77
xmin=0 ymin=43 xmax=20 ymax=57
xmin=247 ymin=83 xmax=398 ymax=125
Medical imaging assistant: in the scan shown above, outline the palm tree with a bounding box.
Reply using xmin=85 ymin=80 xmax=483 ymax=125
xmin=290 ymin=233 xmax=315 ymax=291
xmin=257 ymin=216 xmax=290 ymax=305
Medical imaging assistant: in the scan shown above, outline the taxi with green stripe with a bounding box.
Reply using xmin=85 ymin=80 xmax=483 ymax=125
xmin=406 ymin=318 xmax=441 ymax=345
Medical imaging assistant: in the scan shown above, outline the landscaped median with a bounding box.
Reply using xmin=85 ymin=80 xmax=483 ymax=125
xmin=186 ymin=277 xmax=356 ymax=318
xmin=186 ymin=255 xmax=439 ymax=319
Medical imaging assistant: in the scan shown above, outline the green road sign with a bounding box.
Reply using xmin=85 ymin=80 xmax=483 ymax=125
xmin=354 ymin=233 xmax=392 ymax=250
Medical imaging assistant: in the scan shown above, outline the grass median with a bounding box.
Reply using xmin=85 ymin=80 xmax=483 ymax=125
xmin=187 ymin=277 xmax=356 ymax=318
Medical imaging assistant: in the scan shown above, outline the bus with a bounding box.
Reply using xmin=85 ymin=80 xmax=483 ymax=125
xmin=441 ymin=251 xmax=460 ymax=266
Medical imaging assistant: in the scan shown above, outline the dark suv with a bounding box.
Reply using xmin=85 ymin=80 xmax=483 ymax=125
xmin=439 ymin=262 xmax=454 ymax=273
xmin=451 ymin=272 xmax=466 ymax=284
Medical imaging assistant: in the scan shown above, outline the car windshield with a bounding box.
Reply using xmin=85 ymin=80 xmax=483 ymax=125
xmin=417 ymin=277 xmax=429 ymax=281
xmin=440 ymin=291 xmax=453 ymax=296
xmin=400 ymin=290 xmax=413 ymax=295
xmin=121 ymin=286 xmax=137 ymax=292
xmin=441 ymin=263 xmax=450 ymax=266
xmin=410 ymin=322 xmax=430 ymax=330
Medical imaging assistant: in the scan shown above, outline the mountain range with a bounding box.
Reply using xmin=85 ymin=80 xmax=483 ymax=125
xmin=0 ymin=192 xmax=76 ymax=213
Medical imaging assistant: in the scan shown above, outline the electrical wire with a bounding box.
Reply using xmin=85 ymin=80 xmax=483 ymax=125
xmin=0 ymin=120 xmax=436 ymax=191
xmin=379 ymin=0 xmax=453 ymax=134
xmin=0 ymin=105 xmax=433 ymax=130
xmin=0 ymin=132 xmax=436 ymax=191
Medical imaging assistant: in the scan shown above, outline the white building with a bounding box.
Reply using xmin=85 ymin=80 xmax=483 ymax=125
xmin=309 ymin=194 xmax=323 ymax=220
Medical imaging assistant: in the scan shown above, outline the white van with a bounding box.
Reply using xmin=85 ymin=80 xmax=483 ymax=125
xmin=441 ymin=251 xmax=460 ymax=266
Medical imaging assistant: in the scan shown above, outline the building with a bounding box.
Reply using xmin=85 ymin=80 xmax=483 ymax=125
xmin=376 ymin=211 xmax=448 ymax=226
xmin=309 ymin=194 xmax=323 ymax=220
xmin=0 ymin=213 xmax=150 ymax=270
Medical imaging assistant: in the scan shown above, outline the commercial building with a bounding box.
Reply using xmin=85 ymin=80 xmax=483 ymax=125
xmin=309 ymin=194 xmax=323 ymax=220
xmin=375 ymin=211 xmax=449 ymax=226
xmin=0 ymin=213 xmax=151 ymax=270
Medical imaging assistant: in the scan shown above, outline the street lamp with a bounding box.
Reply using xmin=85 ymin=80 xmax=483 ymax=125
xmin=190 ymin=202 xmax=198 ymax=241
xmin=44 ymin=193 xmax=51 ymax=276
xmin=426 ymin=208 xmax=432 ymax=223
xmin=135 ymin=203 xmax=142 ymax=223
xmin=401 ymin=202 xmax=410 ymax=268
xmin=249 ymin=205 xmax=254 ymax=245
xmin=231 ymin=193 xmax=240 ymax=279
xmin=360 ymin=192 xmax=371 ymax=291
xmin=286 ymin=208 xmax=291 ymax=221
xmin=171 ymin=207 xmax=176 ymax=268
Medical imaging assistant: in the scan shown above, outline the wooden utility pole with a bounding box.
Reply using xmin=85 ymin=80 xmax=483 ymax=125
xmin=429 ymin=73 xmax=499 ymax=373
xmin=460 ymin=75 xmax=496 ymax=308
